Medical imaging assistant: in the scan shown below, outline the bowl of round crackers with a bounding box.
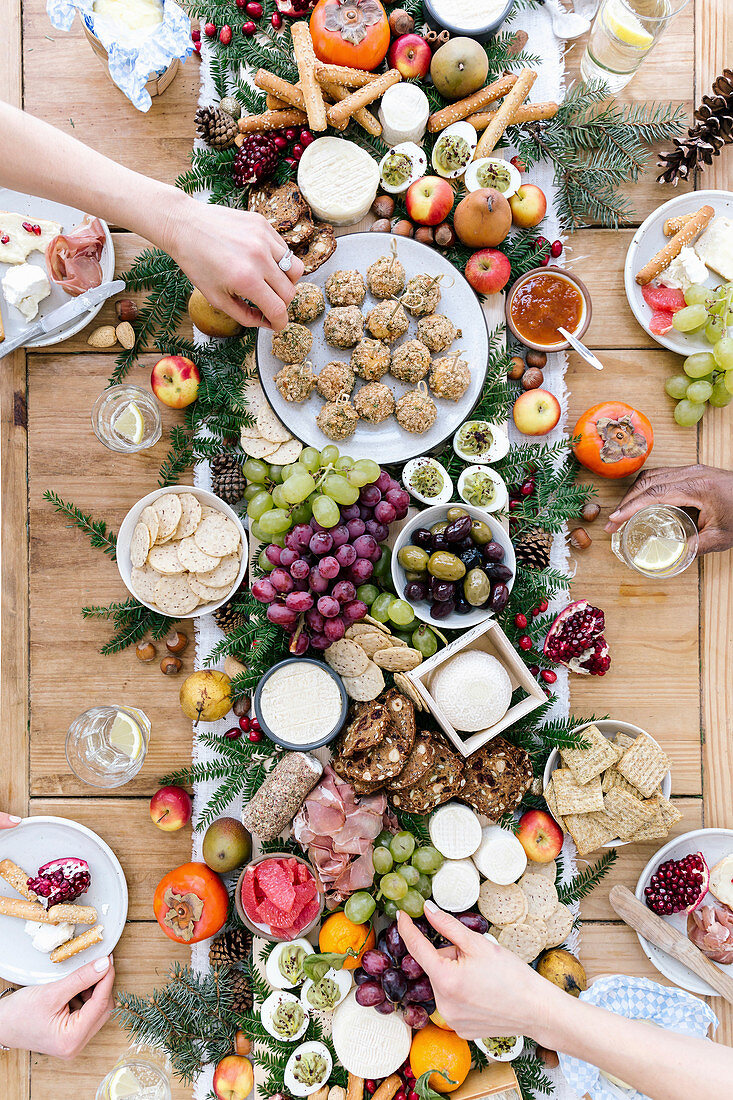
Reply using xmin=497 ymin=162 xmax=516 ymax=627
xmin=117 ymin=486 xmax=248 ymax=619
xmin=543 ymin=720 xmax=674 ymax=853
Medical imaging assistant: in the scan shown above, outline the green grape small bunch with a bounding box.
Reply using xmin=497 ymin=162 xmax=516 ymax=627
xmin=343 ymin=830 xmax=445 ymax=925
xmin=665 ymin=281 xmax=733 ymax=425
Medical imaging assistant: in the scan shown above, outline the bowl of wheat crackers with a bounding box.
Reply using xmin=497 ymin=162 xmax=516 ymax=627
xmin=543 ymin=721 xmax=676 ymax=855
xmin=117 ymin=486 xmax=247 ymax=618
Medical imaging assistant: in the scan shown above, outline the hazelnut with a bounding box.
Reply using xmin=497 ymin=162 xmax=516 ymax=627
xmin=136 ymin=641 xmax=156 ymax=663
xmin=414 ymin=226 xmax=435 ymax=246
xmin=372 ymin=194 xmax=395 ymax=220
xmin=234 ymin=1030 xmax=252 ymax=1057
xmin=160 ymin=655 xmax=183 ymax=675
xmin=526 ymin=349 xmax=548 ymax=369
xmin=581 ymin=501 xmax=601 ymax=523
xmin=166 ymin=629 xmax=189 ymax=655
xmin=507 ymin=354 xmax=525 ymax=380
xmin=392 ymin=219 xmax=414 ymax=238
xmin=434 ymin=221 xmax=456 ymax=248
xmin=370 ymin=218 xmax=392 ymax=234
xmin=233 ymin=695 xmax=252 ymax=718
xmin=521 ymin=367 xmax=544 ymax=390
xmin=115 ymin=298 xmax=139 ymax=323
xmin=568 ymin=526 xmax=592 ymax=550
xmin=388 ymin=8 xmax=414 ymax=35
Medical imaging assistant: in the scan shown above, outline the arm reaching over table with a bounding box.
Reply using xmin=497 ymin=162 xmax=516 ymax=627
xmin=604 ymin=463 xmax=733 ymax=554
xmin=397 ymin=904 xmax=733 ymax=1100
xmin=0 ymin=101 xmax=303 ymax=330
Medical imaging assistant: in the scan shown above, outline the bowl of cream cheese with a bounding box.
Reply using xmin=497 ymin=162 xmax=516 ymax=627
xmin=424 ymin=0 xmax=515 ymax=40
xmin=254 ymin=658 xmax=348 ymax=751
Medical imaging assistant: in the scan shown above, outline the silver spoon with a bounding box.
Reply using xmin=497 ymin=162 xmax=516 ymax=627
xmin=543 ymin=0 xmax=591 ymax=39
xmin=558 ymin=326 xmax=604 ymax=370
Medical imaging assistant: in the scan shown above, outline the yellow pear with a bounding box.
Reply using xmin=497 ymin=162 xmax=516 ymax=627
xmin=179 ymin=670 xmax=232 ymax=723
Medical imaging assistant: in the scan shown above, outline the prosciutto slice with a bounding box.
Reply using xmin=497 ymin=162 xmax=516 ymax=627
xmin=687 ymin=899 xmax=733 ymax=964
xmin=293 ymin=765 xmax=388 ymax=909
xmin=46 ymin=215 xmax=105 ymax=296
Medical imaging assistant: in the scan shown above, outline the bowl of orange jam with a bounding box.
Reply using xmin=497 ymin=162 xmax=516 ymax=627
xmin=506 ymin=266 xmax=591 ymax=352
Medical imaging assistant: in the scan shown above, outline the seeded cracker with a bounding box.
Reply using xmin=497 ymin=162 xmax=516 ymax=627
xmin=356 ymin=631 xmax=394 ymax=658
xmin=602 ymin=787 xmax=657 ymax=841
xmin=176 ymin=535 xmax=220 ymax=573
xmin=194 ymin=513 xmax=241 ymax=558
xmin=517 ymin=872 xmax=558 ymax=921
xmin=526 ymin=859 xmax=557 ymax=881
xmin=131 ymin=563 xmax=160 ymax=604
xmin=478 ymin=881 xmax=528 ymax=926
xmin=188 ymin=576 xmax=232 ymax=603
xmin=325 ymin=639 xmax=370 ymax=677
xmin=196 ymin=552 xmax=240 ymax=589
xmin=496 ymin=923 xmax=545 ymax=964
xmin=387 ymin=737 xmax=435 ymax=792
xmin=341 ymin=660 xmax=384 ymax=702
xmin=552 ymin=768 xmax=604 ymax=815
xmin=614 ymin=731 xmax=636 ymax=753
xmin=148 ymin=543 xmax=187 ymax=575
xmin=241 ymin=435 xmax=280 ymax=459
xmin=616 ymin=733 xmax=671 ymax=798
xmin=268 ymin=438 xmax=303 ymax=464
xmin=140 ymin=505 xmax=159 ymax=545
xmin=543 ymin=904 xmax=575 ymax=948
xmin=559 ymin=723 xmax=619 ymax=784
xmin=175 ymin=493 xmax=202 ymax=539
xmin=152 ymin=493 xmax=183 ymax=541
xmin=564 ymin=811 xmax=614 ymax=856
xmin=257 ymin=404 xmax=291 ymax=443
xmin=602 ymin=767 xmax=658 ymax=798
xmin=154 ymin=576 xmax=200 ymax=616
xmin=130 ymin=522 xmax=150 ymax=569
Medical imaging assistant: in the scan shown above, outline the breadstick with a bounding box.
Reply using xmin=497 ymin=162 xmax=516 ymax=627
xmin=238 ymin=109 xmax=308 ymax=133
xmin=635 ymin=205 xmax=715 ymax=285
xmin=322 ymin=81 xmax=382 ymax=136
xmin=50 ymin=925 xmax=104 ymax=964
xmin=663 ymin=212 xmax=696 ymax=236
xmin=467 ymin=101 xmax=559 ymax=130
xmin=48 ymin=902 xmax=98 ymax=924
xmin=427 ymin=74 xmax=517 ymax=133
xmin=255 ymin=70 xmax=307 ymax=113
xmin=474 ymin=68 xmax=537 ymax=158
xmin=291 ymin=22 xmax=328 ymax=132
xmin=0 ymin=859 xmax=38 ymax=902
xmin=328 ymin=70 xmax=401 ymax=127
xmin=371 ymin=1076 xmax=401 ymax=1100
xmin=0 ymin=896 xmax=51 ymax=922
xmin=266 ymin=93 xmax=290 ymax=110
xmin=315 ymin=63 xmax=379 ymax=88
xmin=346 ymin=1074 xmax=364 ymax=1100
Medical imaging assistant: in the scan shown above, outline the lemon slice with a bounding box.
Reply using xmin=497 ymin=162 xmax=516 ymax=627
xmin=633 ymin=535 xmax=684 ymax=572
xmin=107 ymin=1067 xmax=142 ymax=1100
xmin=113 ymin=401 xmax=145 ymax=444
xmin=605 ymin=0 xmax=654 ymax=48
xmin=108 ymin=712 xmax=143 ymax=761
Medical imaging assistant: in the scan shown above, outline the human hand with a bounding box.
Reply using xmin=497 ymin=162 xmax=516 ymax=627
xmin=163 ymin=196 xmax=304 ymax=331
xmin=0 ymin=812 xmax=23 ymax=829
xmin=0 ymin=955 xmax=115 ymax=1058
xmin=604 ymin=464 xmax=733 ymax=554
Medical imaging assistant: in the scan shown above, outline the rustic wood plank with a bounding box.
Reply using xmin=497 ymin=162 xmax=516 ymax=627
xmin=569 ymin=230 xmax=657 ymax=350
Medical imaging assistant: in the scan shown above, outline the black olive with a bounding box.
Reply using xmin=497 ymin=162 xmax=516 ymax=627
xmin=444 ymin=516 xmax=473 ymax=542
xmin=490 ymin=583 xmax=510 ymax=612
xmin=431 ymin=599 xmax=456 ymax=619
xmin=459 ymin=546 xmax=483 ymax=570
xmin=432 ymin=581 xmax=456 ymax=602
xmin=487 ymin=563 xmax=513 ymax=583
xmin=483 ymin=541 xmax=505 ymax=563
xmin=405 ymin=581 xmax=428 ymax=602
xmin=413 ymin=528 xmax=433 ymax=549
xmin=431 ymin=533 xmax=449 ymax=552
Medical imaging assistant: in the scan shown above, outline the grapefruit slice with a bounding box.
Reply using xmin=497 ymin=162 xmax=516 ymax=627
xmin=256 ymin=859 xmax=296 ymax=911
xmin=641 ymin=284 xmax=686 ymax=312
xmin=649 ymin=309 xmax=674 ymax=335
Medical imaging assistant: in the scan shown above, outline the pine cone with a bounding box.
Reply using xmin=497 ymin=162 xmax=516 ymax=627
xmin=514 ymin=528 xmax=552 ymax=570
xmin=229 ymin=968 xmax=254 ymax=1013
xmin=658 ymin=68 xmax=733 ymax=185
xmin=195 ymin=106 xmax=238 ymax=150
xmin=214 ymin=586 xmax=248 ymax=635
xmin=211 ymin=451 xmax=246 ymax=506
xmin=210 ymin=927 xmax=252 ymax=968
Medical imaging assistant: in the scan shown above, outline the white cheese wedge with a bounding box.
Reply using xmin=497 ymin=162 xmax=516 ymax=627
xmin=298 ymin=137 xmax=380 ymax=226
xmin=2 ymin=262 xmax=51 ymax=321
xmin=429 ymin=802 xmax=483 ymax=860
xmin=472 ymin=825 xmax=528 ymax=886
xmin=656 ymin=246 xmax=709 ymax=291
xmin=693 ymin=215 xmax=733 ymax=281
xmin=24 ymin=919 xmax=76 ymax=953
xmin=0 ymin=211 xmax=62 ymax=265
xmin=430 ymin=858 xmax=481 ymax=912
xmin=709 ymin=854 xmax=733 ymax=907
xmin=331 ymin=991 xmax=411 ymax=1078
xmin=378 ymin=83 xmax=430 ymax=146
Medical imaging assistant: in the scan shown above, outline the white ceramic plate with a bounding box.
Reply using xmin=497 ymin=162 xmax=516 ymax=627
xmin=0 ymin=188 xmax=114 ymax=348
xmin=0 ymin=816 xmax=127 ymax=985
xmin=623 ymin=189 xmax=733 ymax=354
xmin=256 ymin=233 xmax=490 ymax=463
xmin=635 ymin=828 xmax=733 ymax=996
xmin=117 ymin=485 xmax=248 ymax=618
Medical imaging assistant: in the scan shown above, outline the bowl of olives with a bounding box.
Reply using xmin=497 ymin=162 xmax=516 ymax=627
xmin=391 ymin=504 xmax=515 ymax=629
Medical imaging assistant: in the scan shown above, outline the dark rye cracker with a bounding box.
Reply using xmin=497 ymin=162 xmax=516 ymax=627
xmin=248 ymin=180 xmax=309 ymax=233
xmin=387 ymin=737 xmax=435 ymax=792
xmin=383 ymin=689 xmax=416 ymax=750
xmin=460 ymin=737 xmax=533 ymax=819
xmin=390 ymin=736 xmax=465 ymax=814
xmin=295 ymin=221 xmax=337 ymax=274
xmin=340 ymin=700 xmax=392 ymax=758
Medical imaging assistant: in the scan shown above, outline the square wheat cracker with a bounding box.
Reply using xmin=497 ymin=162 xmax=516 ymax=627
xmin=552 ymin=768 xmax=604 ymax=815
xmin=601 ymin=768 xmax=658 ymax=797
xmin=617 ymin=734 xmax=670 ymax=798
xmin=559 ymin=724 xmax=619 ymax=784
xmin=614 ymin=731 xmax=635 ymax=753
xmin=565 ymin=811 xmax=614 ymax=856
xmin=602 ymin=787 xmax=656 ymax=841
xmin=543 ymin=778 xmax=566 ymax=831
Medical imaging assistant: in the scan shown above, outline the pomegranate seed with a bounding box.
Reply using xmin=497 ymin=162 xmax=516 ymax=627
xmin=538 ymin=598 xmax=548 ymax=612
xmin=285 ymin=128 xmax=297 ymax=141
xmin=515 ymin=613 xmax=528 ymax=629
xmin=541 ymin=669 xmax=557 ymax=684
xmin=241 ymin=20 xmax=256 ymax=34
xmin=519 ymin=635 xmax=533 ymax=651
xmin=191 ymin=27 xmax=201 ymax=40
xmin=300 ymin=129 xmax=314 ymax=146
xmin=219 ymin=23 xmax=232 ymax=43
xmin=224 ymin=726 xmax=242 ymax=740
xmin=550 ymin=239 xmax=563 ymax=258
xmin=271 ymin=11 xmax=282 ymax=28
xmin=204 ymin=21 xmax=216 ymax=35
xmin=248 ymin=730 xmax=263 ymax=742
xmin=22 ymin=222 xmax=41 ymax=235
xmin=520 ymin=479 xmax=535 ymax=495
xmin=246 ymin=0 xmax=263 ymax=14
xmin=0 ymin=235 xmax=9 ymax=245
xmin=292 ymin=143 xmax=304 ymax=159
xmin=529 ymin=665 xmax=540 ymax=676
xmin=238 ymin=716 xmax=251 ymax=732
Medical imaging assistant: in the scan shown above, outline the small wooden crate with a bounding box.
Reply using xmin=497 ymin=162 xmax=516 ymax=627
xmin=82 ymin=24 xmax=180 ymax=97
xmin=405 ymin=618 xmax=545 ymax=757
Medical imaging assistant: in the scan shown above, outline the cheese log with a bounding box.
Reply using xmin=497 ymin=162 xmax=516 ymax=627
xmin=635 ymin=205 xmax=715 ymax=284
xmin=50 ymin=925 xmax=104 ymax=964
xmin=315 ymin=64 xmax=380 ymax=88
xmin=238 ymin=109 xmax=307 ymax=132
xmin=291 ymin=22 xmax=328 ymax=132
xmin=474 ymin=69 xmax=537 ymax=158
xmin=322 ymin=81 xmax=382 ymax=136
xmin=327 ymin=70 xmax=402 ymax=128
xmin=467 ymin=101 xmax=559 ymax=130
xmin=242 ymin=751 xmax=323 ymax=840
xmin=427 ymin=74 xmax=517 ymax=133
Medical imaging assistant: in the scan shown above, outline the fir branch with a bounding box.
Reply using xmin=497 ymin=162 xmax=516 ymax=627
xmin=99 ymin=606 xmax=174 ymax=655
xmin=514 ymin=1053 xmax=554 ymax=1099
xmin=43 ymin=490 xmax=117 ymax=558
xmin=204 ymin=590 xmax=289 ymax=691
xmin=111 ymin=252 xmax=191 ymax=383
xmin=557 ymin=849 xmax=618 ymax=905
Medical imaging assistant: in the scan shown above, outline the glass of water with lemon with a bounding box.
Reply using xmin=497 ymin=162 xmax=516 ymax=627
xmin=611 ymin=505 xmax=698 ymax=578
xmin=66 ymin=705 xmax=151 ymax=787
xmin=92 ymin=384 xmax=162 ymax=453
xmin=581 ymin=0 xmax=691 ymax=94
xmin=96 ymin=1058 xmax=171 ymax=1100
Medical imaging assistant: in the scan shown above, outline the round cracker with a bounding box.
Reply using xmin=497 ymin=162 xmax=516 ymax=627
xmin=257 ymin=404 xmax=290 ymax=443
xmin=478 ymin=881 xmax=528 ymax=927
xmin=526 ymin=859 xmax=557 ymax=881
xmin=542 ymin=904 xmax=575 ymax=949
xmin=267 ymin=438 xmax=303 ymax=465
xmin=496 ymin=922 xmax=545 ymax=964
xmin=140 ymin=505 xmax=159 ymax=545
xmin=152 ymin=493 xmax=183 ymax=541
xmin=241 ymin=435 xmax=280 ymax=459
xmin=174 ymin=492 xmax=202 ymax=539
xmin=154 ymin=575 xmax=200 ymax=616
xmin=240 ymin=422 xmax=263 ymax=439
xmin=325 ymin=638 xmax=370 ymax=677
xmin=131 ymin=563 xmax=160 ymax=604
xmin=188 ymin=575 xmax=233 ymax=602
xmin=517 ymin=872 xmax=558 ymax=922
xmin=357 ymin=631 xmax=394 ymax=658
xmin=341 ymin=660 xmax=385 ymax=702
xmin=177 ymin=535 xmax=221 ymax=573
xmin=194 ymin=513 xmax=241 ymax=557
xmin=130 ymin=522 xmax=151 ymax=569
xmin=195 ymin=552 xmax=240 ymax=589
xmin=148 ymin=543 xmax=187 ymax=575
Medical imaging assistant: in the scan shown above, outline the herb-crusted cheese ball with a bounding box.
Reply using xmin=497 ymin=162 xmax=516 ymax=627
xmin=395 ymin=388 xmax=437 ymax=434
xmin=275 ymin=362 xmax=317 ymax=403
xmin=325 ymin=269 xmax=366 ymax=307
xmin=353 ymin=382 xmax=395 ymax=423
xmin=317 ymin=361 xmax=355 ymax=402
xmin=351 ymin=338 xmax=391 ymax=382
xmin=317 ymin=399 xmax=359 ymax=441
xmin=288 ymin=282 xmax=325 ymax=324
xmin=417 ymin=313 xmax=460 ymax=353
xmin=402 ymin=274 xmax=441 ymax=318
xmin=366 ymin=301 xmax=409 ymax=344
xmin=272 ymin=322 xmax=313 ymax=364
xmin=366 ymin=253 xmax=406 ymax=299
xmin=390 ymin=338 xmax=431 ymax=383
xmin=429 ymin=354 xmax=471 ymax=401
xmin=324 ymin=306 xmax=365 ymax=348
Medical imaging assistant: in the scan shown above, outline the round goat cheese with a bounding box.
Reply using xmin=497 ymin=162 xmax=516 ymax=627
xmin=331 ymin=991 xmax=411 ymax=1078
xmin=378 ymin=83 xmax=430 ymax=146
xmin=472 ymin=825 xmax=528 ymax=885
xmin=430 ymin=650 xmax=512 ymax=732
xmin=429 ymin=802 xmax=483 ymax=859
xmin=430 ymin=858 xmax=481 ymax=912
xmin=298 ymin=138 xmax=380 ymax=226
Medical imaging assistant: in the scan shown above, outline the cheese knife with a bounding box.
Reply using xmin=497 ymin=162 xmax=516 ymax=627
xmin=0 ymin=278 xmax=126 ymax=359
xmin=609 ymin=884 xmax=733 ymax=1006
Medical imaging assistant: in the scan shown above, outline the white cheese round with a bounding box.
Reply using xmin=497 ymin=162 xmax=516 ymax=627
xmin=298 ymin=138 xmax=380 ymax=226
xmin=430 ymin=858 xmax=481 ymax=912
xmin=259 ymin=662 xmax=343 ymax=745
xmin=429 ymin=802 xmax=483 ymax=859
xmin=429 ymin=0 xmax=509 ymax=32
xmin=331 ymin=991 xmax=411 ymax=1078
xmin=472 ymin=825 xmax=528 ymax=885
xmin=378 ymin=83 xmax=430 ymax=146
xmin=430 ymin=650 xmax=512 ymax=732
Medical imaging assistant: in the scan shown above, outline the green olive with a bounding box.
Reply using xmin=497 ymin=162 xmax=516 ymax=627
xmin=464 ymin=567 xmax=491 ymax=606
xmin=446 ymin=506 xmax=469 ymax=523
xmin=397 ymin=545 xmax=429 ymax=572
xmin=404 ymin=569 xmax=428 ymax=582
xmin=428 ymin=551 xmax=466 ymax=581
xmin=429 ymin=520 xmax=448 ymax=536
xmin=470 ymin=519 xmax=492 ymax=545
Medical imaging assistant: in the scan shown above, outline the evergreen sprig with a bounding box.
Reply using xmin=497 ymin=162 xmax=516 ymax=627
xmin=112 ymin=249 xmax=192 ymax=383
xmin=205 ymin=589 xmax=290 ymax=692
xmin=82 ymin=599 xmax=174 ymax=655
xmin=557 ymin=849 xmax=618 ymax=904
xmin=514 ymin=1054 xmax=554 ymax=1099
xmin=43 ymin=490 xmax=118 ymax=558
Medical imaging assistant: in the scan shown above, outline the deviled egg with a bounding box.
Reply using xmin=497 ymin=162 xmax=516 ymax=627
xmin=453 ymin=420 xmax=510 ymax=464
xmin=300 ymin=967 xmax=352 ymax=1013
xmin=432 ymin=122 xmax=478 ymax=179
xmin=284 ymin=1041 xmax=333 ymax=1097
xmin=265 ymin=938 xmax=314 ymax=989
xmin=261 ymin=990 xmax=310 ymax=1042
xmin=475 ymin=1034 xmax=524 ymax=1062
xmin=465 ymin=157 xmax=521 ymax=198
xmin=402 ymin=456 xmax=453 ymax=506
xmin=379 ymin=142 xmax=427 ymax=194
xmin=458 ymin=465 xmax=508 ymax=513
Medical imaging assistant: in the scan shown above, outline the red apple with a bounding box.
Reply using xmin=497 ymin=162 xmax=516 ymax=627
xmin=510 ymin=154 xmax=527 ymax=174
xmin=516 ymin=809 xmax=564 ymax=862
xmin=149 ymin=785 xmax=192 ymax=831
xmin=213 ymin=1055 xmax=254 ymax=1100
xmin=509 ymin=183 xmax=547 ymax=228
xmin=513 ymin=388 xmax=561 ymax=435
xmin=465 ymin=248 xmax=511 ymax=295
xmin=405 ymin=176 xmax=455 ymax=227
xmin=151 ymin=355 xmax=200 ymax=409
xmin=388 ymin=34 xmax=432 ymax=79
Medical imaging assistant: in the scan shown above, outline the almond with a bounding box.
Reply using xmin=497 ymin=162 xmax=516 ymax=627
xmin=87 ymin=324 xmax=117 ymax=348
xmin=116 ymin=321 xmax=136 ymax=349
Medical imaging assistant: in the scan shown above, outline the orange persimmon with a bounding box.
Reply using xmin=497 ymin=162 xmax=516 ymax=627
xmin=310 ymin=0 xmax=390 ymax=71
xmin=572 ymin=401 xmax=653 ymax=479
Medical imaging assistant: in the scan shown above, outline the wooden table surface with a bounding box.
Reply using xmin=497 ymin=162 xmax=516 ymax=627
xmin=1 ymin=1 xmax=732 ymax=1097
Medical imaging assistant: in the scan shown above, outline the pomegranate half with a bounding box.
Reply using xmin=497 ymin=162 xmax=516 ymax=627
xmin=543 ymin=599 xmax=611 ymax=676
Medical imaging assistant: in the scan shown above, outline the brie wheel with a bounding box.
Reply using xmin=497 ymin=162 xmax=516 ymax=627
xmin=298 ymin=138 xmax=380 ymax=226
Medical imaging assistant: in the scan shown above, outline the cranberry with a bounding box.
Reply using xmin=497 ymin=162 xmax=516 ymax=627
xmin=510 ymin=154 xmax=526 ymax=172
xmin=535 ymin=235 xmax=548 ymax=250
xmin=191 ymin=26 xmax=201 ymax=40
xmin=224 ymin=726 xmax=242 ymax=740
xmin=238 ymin=716 xmax=251 ymax=732
xmin=300 ymin=129 xmax=314 ymax=146
xmin=409 ymin=1093 xmax=419 ymax=1100
xmin=271 ymin=11 xmax=282 ymax=28
xmin=515 ymin=613 xmax=528 ymax=629
xmin=404 ymin=1067 xmax=414 ymax=1080
xmin=193 ymin=40 xmax=201 ymax=52
xmin=541 ymin=669 xmax=557 ymax=684
xmin=284 ymin=156 xmax=298 ymax=167
xmin=520 ymin=478 xmax=535 ymax=495
xmin=538 ymin=598 xmax=548 ymax=612
xmin=550 ymin=239 xmax=563 ymax=258
xmin=292 ymin=143 xmax=304 ymax=159
xmin=508 ymin=500 xmax=520 ymax=511
xmin=539 ymin=253 xmax=550 ymax=266
xmin=235 ymin=0 xmax=245 ymax=6
xmin=274 ymin=135 xmax=288 ymax=150
xmin=532 ymin=605 xmax=542 ymax=617
xmin=529 ymin=665 xmax=540 ymax=676
xmin=285 ymin=128 xmax=297 ymax=141
xmin=251 ymin=718 xmax=261 ymax=732
xmin=365 ymin=1084 xmax=376 ymax=1095
xmin=246 ymin=0 xmax=263 ymax=14
xmin=204 ymin=21 xmax=216 ymax=36
xmin=241 ymin=20 xmax=256 ymax=34
xmin=395 ymin=1092 xmax=406 ymax=1100
xmin=248 ymin=730 xmax=263 ymax=743
xmin=519 ymin=635 xmax=532 ymax=651
xmin=218 ymin=23 xmax=232 ymax=43
xmin=0 ymin=235 xmax=9 ymax=245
